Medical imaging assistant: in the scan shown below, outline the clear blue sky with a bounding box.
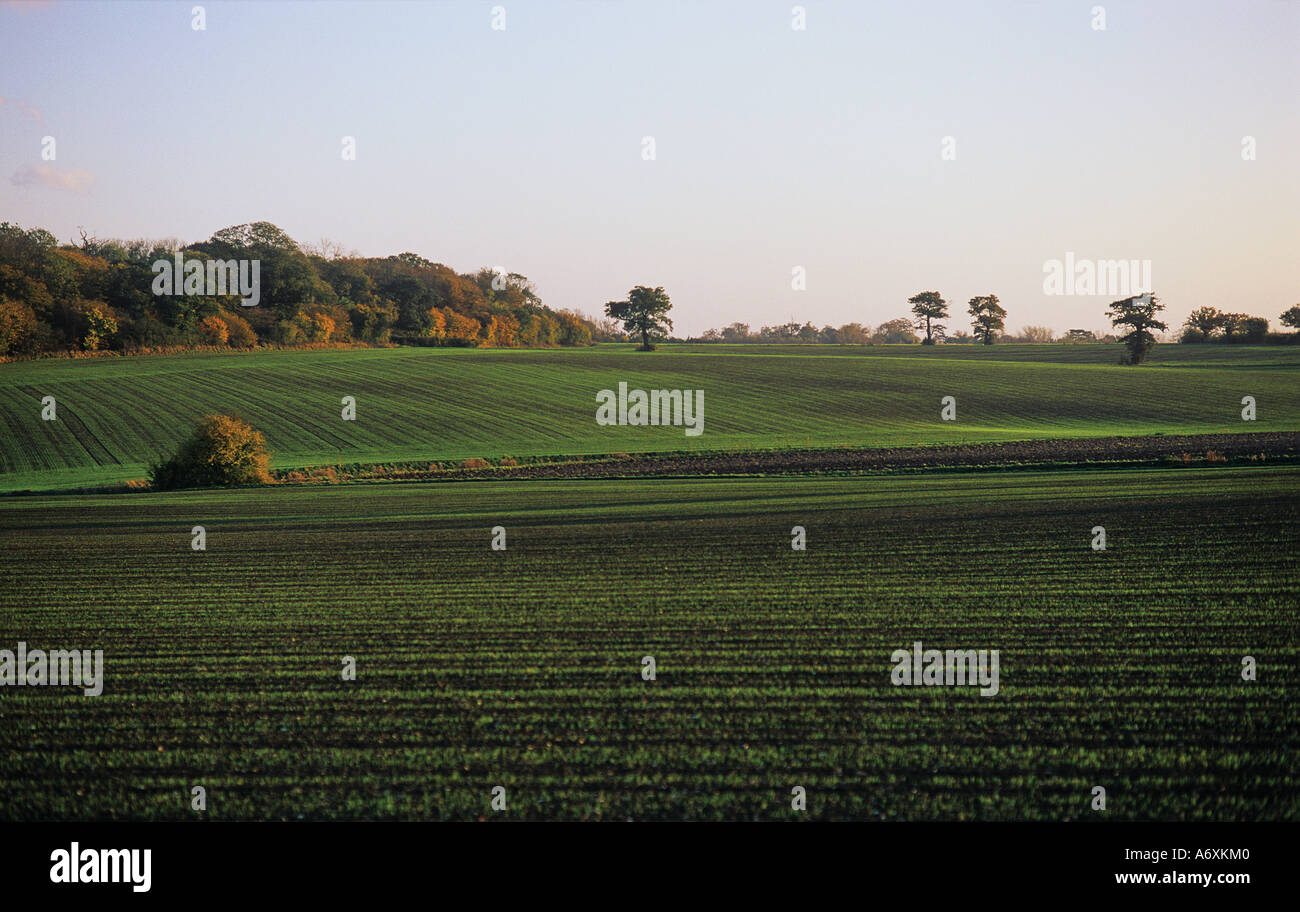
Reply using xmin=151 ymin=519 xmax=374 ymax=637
xmin=2 ymin=0 xmax=1296 ymax=336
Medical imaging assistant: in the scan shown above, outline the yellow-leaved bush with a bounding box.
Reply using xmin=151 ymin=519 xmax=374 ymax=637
xmin=149 ymin=414 xmax=273 ymax=490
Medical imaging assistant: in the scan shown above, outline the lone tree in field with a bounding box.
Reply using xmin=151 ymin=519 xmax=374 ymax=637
xmin=605 ymin=285 xmax=673 ymax=351
xmin=150 ymin=414 xmax=274 ymax=490
xmin=967 ymin=294 xmax=1006 ymax=345
xmin=908 ymin=291 xmax=948 ymax=345
xmin=1107 ymin=293 xmax=1166 ymax=365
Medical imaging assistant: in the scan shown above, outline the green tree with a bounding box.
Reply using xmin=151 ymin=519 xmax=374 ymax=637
xmin=1107 ymin=293 xmax=1167 ymax=365
xmin=874 ymin=318 xmax=920 ymax=344
xmin=1281 ymin=305 xmax=1300 ymax=330
xmin=720 ymin=322 xmax=751 ymax=342
xmin=209 ymin=222 xmax=301 ymax=251
xmin=967 ymin=294 xmax=1005 ymax=345
xmin=1218 ymin=313 xmax=1248 ymax=342
xmin=837 ymin=322 xmax=871 ymax=344
xmin=198 ymin=222 xmax=323 ymax=322
xmin=1183 ymin=306 xmax=1224 ymax=340
xmin=605 ymin=285 xmax=673 ymax=351
xmin=380 ymin=274 xmax=436 ymax=335
xmin=1236 ymin=316 xmax=1269 ymax=343
xmin=908 ymin=291 xmax=948 ymax=345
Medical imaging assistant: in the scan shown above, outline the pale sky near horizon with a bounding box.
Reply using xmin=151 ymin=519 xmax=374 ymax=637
xmin=1 ymin=0 xmax=1296 ymax=337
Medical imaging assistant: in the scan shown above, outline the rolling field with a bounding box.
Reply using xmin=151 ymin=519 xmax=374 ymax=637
xmin=2 ymin=467 xmax=1296 ymax=820
xmin=2 ymin=343 xmax=1298 ymax=492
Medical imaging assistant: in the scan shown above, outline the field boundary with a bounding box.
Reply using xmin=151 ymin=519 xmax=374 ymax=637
xmin=323 ymin=431 xmax=1298 ymax=483
xmin=6 ymin=431 xmax=1293 ymax=495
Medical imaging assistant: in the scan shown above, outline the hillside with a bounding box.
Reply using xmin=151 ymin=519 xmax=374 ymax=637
xmin=0 ymin=220 xmax=599 ymax=357
xmin=1 ymin=343 xmax=1298 ymax=492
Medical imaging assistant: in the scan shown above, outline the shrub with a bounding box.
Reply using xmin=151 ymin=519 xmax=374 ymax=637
xmin=292 ymin=310 xmax=335 ymax=342
xmin=197 ymin=315 xmax=229 ymax=345
xmin=81 ymin=303 xmax=118 ymax=351
xmin=0 ymin=294 xmax=38 ymax=354
xmin=149 ymin=414 xmax=273 ymax=490
xmin=270 ymin=319 xmax=305 ymax=345
xmin=220 ymin=310 xmax=258 ymax=347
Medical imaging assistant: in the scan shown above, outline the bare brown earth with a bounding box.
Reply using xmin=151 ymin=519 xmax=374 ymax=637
xmin=325 ymin=431 xmax=1300 ymax=484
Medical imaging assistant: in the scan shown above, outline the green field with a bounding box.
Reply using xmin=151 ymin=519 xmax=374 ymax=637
xmin=3 ymin=343 xmax=1298 ymax=492
xmin=1 ymin=467 xmax=1296 ymax=820
xmin=2 ymin=343 xmax=1297 ymax=822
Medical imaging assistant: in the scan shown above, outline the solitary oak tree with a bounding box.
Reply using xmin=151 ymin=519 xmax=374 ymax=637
xmin=1107 ymin=293 xmax=1166 ymax=365
xmin=605 ymin=285 xmax=673 ymax=351
xmin=908 ymin=291 xmax=948 ymax=345
xmin=967 ymin=294 xmax=1006 ymax=345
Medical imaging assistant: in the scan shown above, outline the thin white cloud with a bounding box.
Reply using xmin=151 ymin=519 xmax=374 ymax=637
xmin=0 ymin=96 xmax=46 ymax=125
xmin=11 ymin=161 xmax=94 ymax=192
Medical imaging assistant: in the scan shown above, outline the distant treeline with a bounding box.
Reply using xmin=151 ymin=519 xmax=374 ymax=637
xmin=692 ymin=311 xmax=1300 ymax=346
xmin=0 ymin=221 xmax=623 ymax=357
xmin=1179 ymin=306 xmax=1300 ymax=344
xmin=690 ymin=320 xmax=1119 ymax=345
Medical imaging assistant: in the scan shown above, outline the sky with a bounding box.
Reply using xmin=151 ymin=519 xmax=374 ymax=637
xmin=1 ymin=0 xmax=1296 ymax=337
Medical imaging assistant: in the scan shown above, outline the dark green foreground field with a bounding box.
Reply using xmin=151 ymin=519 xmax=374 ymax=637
xmin=2 ymin=466 xmax=1296 ymax=820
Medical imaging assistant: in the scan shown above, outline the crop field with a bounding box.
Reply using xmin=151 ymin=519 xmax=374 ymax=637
xmin=2 ymin=343 xmax=1298 ymax=492
xmin=1 ymin=466 xmax=1296 ymax=821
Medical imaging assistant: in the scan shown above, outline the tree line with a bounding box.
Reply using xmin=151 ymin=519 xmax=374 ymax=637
xmin=694 ymin=319 xmax=1099 ymax=345
xmin=692 ymin=291 xmax=1299 ymax=364
xmin=0 ymin=221 xmax=611 ymax=357
xmin=695 ymin=293 xmax=1106 ymax=346
xmin=1180 ymin=306 xmax=1299 ymax=344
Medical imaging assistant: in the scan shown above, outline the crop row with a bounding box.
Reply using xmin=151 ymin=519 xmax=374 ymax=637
xmin=0 ymin=467 xmax=1296 ymax=820
xmin=3 ymin=345 xmax=1299 ymax=489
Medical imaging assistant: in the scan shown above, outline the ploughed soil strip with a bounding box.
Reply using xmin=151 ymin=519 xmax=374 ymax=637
xmin=340 ymin=431 xmax=1300 ymax=483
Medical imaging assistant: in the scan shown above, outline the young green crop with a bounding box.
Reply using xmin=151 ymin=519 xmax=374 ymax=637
xmin=1 ymin=467 xmax=1295 ymax=820
xmin=2 ymin=344 xmax=1297 ymax=491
